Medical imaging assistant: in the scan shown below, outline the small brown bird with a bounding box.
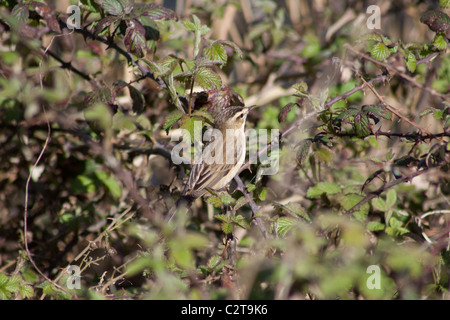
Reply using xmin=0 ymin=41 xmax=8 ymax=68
xmin=179 ymin=105 xmax=254 ymax=205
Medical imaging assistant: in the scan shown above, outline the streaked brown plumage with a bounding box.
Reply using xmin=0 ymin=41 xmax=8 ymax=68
xmin=181 ymin=105 xmax=253 ymax=202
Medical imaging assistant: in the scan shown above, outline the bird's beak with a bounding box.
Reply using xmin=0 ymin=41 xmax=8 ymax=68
xmin=246 ymin=105 xmax=256 ymax=112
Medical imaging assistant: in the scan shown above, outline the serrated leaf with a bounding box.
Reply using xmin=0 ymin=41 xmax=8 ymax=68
xmin=195 ymin=68 xmax=222 ymax=89
xmin=191 ymin=109 xmax=214 ymax=125
xmin=204 ymin=43 xmax=228 ymax=65
xmin=206 ymin=196 xmax=223 ymax=208
xmin=93 ymin=16 xmax=120 ymax=37
xmin=361 ymin=33 xmax=382 ymax=42
xmin=371 ymin=42 xmax=390 ymax=61
xmin=232 ymin=215 xmax=250 ymax=229
xmin=220 ymin=193 xmax=236 ymax=206
xmin=124 ymin=19 xmax=147 ymax=58
xmin=180 ymin=115 xmax=203 ymax=143
xmin=273 ymin=202 xmax=310 ymax=222
xmin=432 ymin=34 xmax=448 ymax=50
xmin=214 ymin=214 xmax=229 ymax=223
xmin=12 ymin=4 xmax=29 ymax=23
xmin=184 ymin=20 xmax=196 ymax=31
xmin=362 ymin=104 xmax=392 ymax=120
xmin=19 ymin=284 xmax=34 ymax=299
xmin=221 ymin=222 xmax=234 ymax=234
xmin=215 ymin=40 xmax=243 ymax=59
xmin=354 ymin=113 xmax=371 ymax=137
xmin=307 ymin=182 xmax=341 ymax=198
xmin=277 ymin=217 xmax=298 ymax=236
xmin=94 ymin=0 xmax=130 ymax=16
xmin=0 ymin=274 xmax=8 ymax=287
xmin=163 ymin=110 xmax=183 ymax=134
xmin=134 ymin=3 xmax=177 ymax=20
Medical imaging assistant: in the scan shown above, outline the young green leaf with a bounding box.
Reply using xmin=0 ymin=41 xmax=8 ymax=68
xmin=204 ymin=43 xmax=228 ymax=65
xmin=367 ymin=221 xmax=385 ymax=231
xmin=371 ymin=42 xmax=390 ymax=61
xmin=405 ymin=51 xmax=417 ymax=72
xmin=163 ymin=110 xmax=183 ymax=134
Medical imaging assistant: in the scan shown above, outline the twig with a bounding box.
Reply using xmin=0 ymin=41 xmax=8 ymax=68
xmin=42 ymin=47 xmax=92 ymax=81
xmin=233 ymin=175 xmax=270 ymax=239
xmin=23 ymin=106 xmax=71 ymax=297
xmin=57 ymin=18 xmax=164 ymax=88
xmin=346 ymin=45 xmax=450 ymax=103
xmin=358 ymin=74 xmax=433 ymax=136
xmin=345 ymin=167 xmax=431 ymax=215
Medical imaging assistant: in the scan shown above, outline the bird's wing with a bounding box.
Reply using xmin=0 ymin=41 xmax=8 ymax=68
xmin=183 ymin=161 xmax=235 ymax=198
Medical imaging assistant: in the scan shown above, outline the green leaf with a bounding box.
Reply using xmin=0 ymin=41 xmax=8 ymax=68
xmin=19 ymin=284 xmax=34 ymax=299
xmin=191 ymin=109 xmax=214 ymax=125
xmin=204 ymin=43 xmax=228 ymax=65
xmin=432 ymin=34 xmax=448 ymax=51
xmin=221 ymin=222 xmax=234 ymax=234
xmin=405 ymin=51 xmax=417 ymax=72
xmin=277 ymin=217 xmax=298 ymax=236
xmin=372 ymin=198 xmax=387 ymax=211
xmin=354 ymin=113 xmax=371 ymax=137
xmin=206 ymin=196 xmax=223 ymax=208
xmin=214 ymin=214 xmax=229 ymax=223
xmin=306 ymin=182 xmax=342 ymax=198
xmin=163 ymin=110 xmax=183 ymax=134
xmin=215 ymin=40 xmax=243 ymax=59
xmin=220 ymin=193 xmax=236 ymax=206
xmin=338 ymin=193 xmax=369 ymax=221
xmin=273 ymin=202 xmax=310 ymax=222
xmin=258 ymin=188 xmax=267 ymax=201
xmin=370 ymin=42 xmax=390 ymax=61
xmin=195 ymin=67 xmax=222 ymax=89
xmin=386 ymin=189 xmax=397 ymax=207
xmin=95 ymin=0 xmax=130 ymax=16
xmin=231 ymin=215 xmax=250 ymax=230
xmin=180 ymin=115 xmax=203 ymax=144
xmin=94 ymin=171 xmax=122 ymax=198
xmin=367 ymin=221 xmax=385 ymax=231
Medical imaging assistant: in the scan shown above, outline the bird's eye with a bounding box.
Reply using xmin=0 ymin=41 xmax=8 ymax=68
xmin=239 ymin=114 xmax=244 ymax=118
